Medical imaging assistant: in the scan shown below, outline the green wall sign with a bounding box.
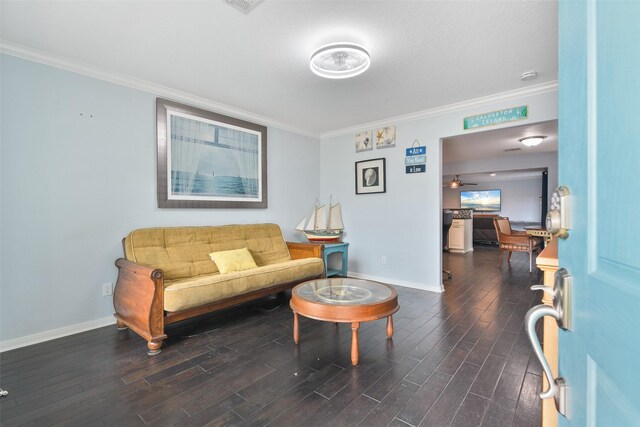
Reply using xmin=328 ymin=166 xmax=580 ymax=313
xmin=463 ymin=105 xmax=528 ymax=129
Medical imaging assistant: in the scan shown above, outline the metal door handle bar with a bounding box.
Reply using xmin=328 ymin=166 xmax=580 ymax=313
xmin=530 ymin=284 xmax=555 ymax=297
xmin=525 ymin=304 xmax=560 ymax=399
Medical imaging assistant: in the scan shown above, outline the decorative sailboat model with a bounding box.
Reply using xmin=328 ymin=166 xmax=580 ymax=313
xmin=296 ymin=199 xmax=344 ymax=243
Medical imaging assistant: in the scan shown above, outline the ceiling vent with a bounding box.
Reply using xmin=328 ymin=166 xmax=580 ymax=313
xmin=223 ymin=0 xmax=264 ymax=14
xmin=503 ymin=147 xmax=522 ymax=152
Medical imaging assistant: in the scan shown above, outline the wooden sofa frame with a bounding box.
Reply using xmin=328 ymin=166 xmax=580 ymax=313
xmin=113 ymin=242 xmax=323 ymax=355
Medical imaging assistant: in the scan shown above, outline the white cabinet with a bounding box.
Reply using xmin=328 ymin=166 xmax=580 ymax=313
xmin=448 ymin=219 xmax=473 ymax=253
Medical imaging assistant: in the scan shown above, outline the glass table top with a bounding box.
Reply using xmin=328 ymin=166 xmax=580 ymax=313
xmin=294 ymin=278 xmax=394 ymax=305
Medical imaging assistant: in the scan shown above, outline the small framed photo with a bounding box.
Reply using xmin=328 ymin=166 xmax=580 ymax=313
xmin=355 ymin=130 xmax=373 ymax=152
xmin=355 ymin=158 xmax=386 ymax=195
xmin=375 ymin=125 xmax=396 ymax=149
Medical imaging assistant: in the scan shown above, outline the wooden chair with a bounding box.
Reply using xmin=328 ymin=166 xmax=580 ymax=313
xmin=493 ymin=217 xmax=543 ymax=273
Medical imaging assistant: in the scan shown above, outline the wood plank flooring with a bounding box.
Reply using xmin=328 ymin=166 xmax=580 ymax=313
xmin=0 ymin=246 xmax=545 ymax=426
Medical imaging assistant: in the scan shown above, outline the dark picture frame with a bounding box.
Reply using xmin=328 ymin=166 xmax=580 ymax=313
xmin=355 ymin=158 xmax=386 ymax=195
xmin=156 ymin=98 xmax=267 ymax=209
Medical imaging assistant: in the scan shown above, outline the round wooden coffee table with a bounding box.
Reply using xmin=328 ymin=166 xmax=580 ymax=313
xmin=290 ymin=278 xmax=399 ymax=366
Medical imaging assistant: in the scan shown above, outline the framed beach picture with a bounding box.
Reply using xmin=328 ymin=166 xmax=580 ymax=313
xmin=355 ymin=158 xmax=386 ymax=195
xmin=375 ymin=125 xmax=396 ymax=149
xmin=156 ymin=98 xmax=267 ymax=208
xmin=355 ymin=130 xmax=373 ymax=152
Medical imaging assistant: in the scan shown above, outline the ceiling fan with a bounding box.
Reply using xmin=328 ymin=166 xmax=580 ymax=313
xmin=444 ymin=175 xmax=478 ymax=188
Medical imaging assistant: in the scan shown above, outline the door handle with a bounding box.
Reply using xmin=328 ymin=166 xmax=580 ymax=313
xmin=525 ymin=305 xmax=561 ymax=399
xmin=524 ymin=268 xmax=573 ymax=417
xmin=525 ymin=304 xmax=568 ymax=416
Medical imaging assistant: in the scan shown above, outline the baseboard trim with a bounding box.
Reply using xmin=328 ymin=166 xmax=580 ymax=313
xmin=347 ymin=271 xmax=443 ymax=293
xmin=0 ymin=316 xmax=116 ymax=353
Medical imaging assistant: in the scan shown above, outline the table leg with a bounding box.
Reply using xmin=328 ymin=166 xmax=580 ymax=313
xmin=386 ymin=316 xmax=394 ymax=339
xmin=293 ymin=312 xmax=300 ymax=344
xmin=341 ymin=249 xmax=348 ymax=276
xmin=351 ymin=322 xmax=360 ymax=366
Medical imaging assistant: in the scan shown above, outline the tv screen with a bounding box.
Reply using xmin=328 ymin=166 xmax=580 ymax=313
xmin=460 ymin=189 xmax=501 ymax=212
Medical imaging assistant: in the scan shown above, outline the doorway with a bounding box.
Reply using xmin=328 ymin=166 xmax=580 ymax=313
xmin=440 ymin=120 xmax=558 ymax=283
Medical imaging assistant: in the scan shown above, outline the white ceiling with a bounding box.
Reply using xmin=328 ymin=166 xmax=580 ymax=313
xmin=444 ymin=169 xmax=546 ymax=185
xmin=0 ymin=1 xmax=558 ymax=135
xmin=443 ymin=119 xmax=558 ymax=163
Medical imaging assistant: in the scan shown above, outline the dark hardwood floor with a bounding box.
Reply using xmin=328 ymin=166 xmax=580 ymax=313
xmin=0 ymin=246 xmax=545 ymax=426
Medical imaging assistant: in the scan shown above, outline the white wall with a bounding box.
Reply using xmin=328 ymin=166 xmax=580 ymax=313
xmin=320 ymin=90 xmax=558 ymax=292
xmin=0 ymin=55 xmax=320 ymax=345
xmin=443 ymin=176 xmax=544 ymax=222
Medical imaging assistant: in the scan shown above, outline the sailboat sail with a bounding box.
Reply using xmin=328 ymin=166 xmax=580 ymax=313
xmin=314 ymin=205 xmax=328 ymax=230
xmin=295 ymin=199 xmax=344 ymax=242
xmin=329 ymin=204 xmax=344 ymax=230
xmin=305 ymin=209 xmax=318 ymax=230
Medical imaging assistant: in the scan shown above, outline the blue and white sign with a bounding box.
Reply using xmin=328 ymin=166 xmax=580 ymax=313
xmin=405 ymin=155 xmax=427 ymax=165
xmin=406 ymin=165 xmax=426 ymax=174
xmin=463 ymin=105 xmax=528 ymax=129
xmin=405 ymin=141 xmax=426 ymax=174
xmin=406 ymin=146 xmax=426 ymax=156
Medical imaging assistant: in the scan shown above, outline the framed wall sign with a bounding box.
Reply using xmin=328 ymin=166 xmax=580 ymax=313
xmin=355 ymin=158 xmax=386 ymax=195
xmin=156 ymin=98 xmax=267 ymax=208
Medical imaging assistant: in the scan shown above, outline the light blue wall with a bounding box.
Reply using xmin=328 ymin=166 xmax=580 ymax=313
xmin=320 ymin=91 xmax=558 ymax=291
xmin=0 ymin=55 xmax=320 ymax=342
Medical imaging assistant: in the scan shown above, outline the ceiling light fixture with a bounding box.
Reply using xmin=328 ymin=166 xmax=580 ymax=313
xmin=223 ymin=0 xmax=264 ymax=14
xmin=310 ymin=43 xmax=370 ymax=79
xmin=490 ymin=173 xmax=497 ymax=176
xmin=519 ymin=136 xmax=547 ymax=147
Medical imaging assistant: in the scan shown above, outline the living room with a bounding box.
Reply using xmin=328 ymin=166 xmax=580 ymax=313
xmin=442 ymin=121 xmax=558 ymax=257
xmin=5 ymin=1 xmax=632 ymax=425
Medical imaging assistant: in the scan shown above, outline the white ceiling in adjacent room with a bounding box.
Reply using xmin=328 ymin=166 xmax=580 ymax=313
xmin=443 ymin=120 xmax=558 ymax=163
xmin=0 ymin=1 xmax=558 ymax=135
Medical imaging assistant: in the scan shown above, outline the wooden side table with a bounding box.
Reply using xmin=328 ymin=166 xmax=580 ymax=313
xmin=323 ymin=242 xmax=349 ymax=277
xmin=525 ymin=227 xmax=553 ymax=247
xmin=287 ymin=242 xmax=349 ymax=277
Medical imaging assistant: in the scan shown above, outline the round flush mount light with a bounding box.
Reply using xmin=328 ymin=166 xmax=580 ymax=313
xmin=519 ymin=136 xmax=547 ymax=147
xmin=310 ymin=42 xmax=370 ymax=79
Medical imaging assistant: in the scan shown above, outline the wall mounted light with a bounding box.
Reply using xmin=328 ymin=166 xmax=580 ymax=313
xmin=519 ymin=136 xmax=547 ymax=147
xmin=310 ymin=43 xmax=370 ymax=79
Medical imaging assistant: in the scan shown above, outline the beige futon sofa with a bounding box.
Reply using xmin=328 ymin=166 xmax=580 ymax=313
xmin=113 ymin=223 xmax=324 ymax=354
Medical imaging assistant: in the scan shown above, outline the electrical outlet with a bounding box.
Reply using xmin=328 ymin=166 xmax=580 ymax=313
xmin=381 ymin=256 xmax=387 ymax=265
xmin=102 ymin=282 xmax=113 ymax=297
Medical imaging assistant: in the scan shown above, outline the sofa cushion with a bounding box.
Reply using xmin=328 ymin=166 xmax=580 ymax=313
xmin=163 ymin=258 xmax=324 ymax=312
xmin=209 ymin=248 xmax=258 ymax=274
xmin=123 ymin=224 xmax=291 ymax=280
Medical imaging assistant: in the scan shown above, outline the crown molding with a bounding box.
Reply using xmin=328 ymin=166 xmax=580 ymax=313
xmin=320 ymin=81 xmax=559 ymax=139
xmin=0 ymin=40 xmax=320 ymax=139
xmin=1 ymin=40 xmax=557 ymax=141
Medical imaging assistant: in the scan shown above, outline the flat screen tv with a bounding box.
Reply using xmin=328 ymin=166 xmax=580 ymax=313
xmin=460 ymin=189 xmax=501 ymax=212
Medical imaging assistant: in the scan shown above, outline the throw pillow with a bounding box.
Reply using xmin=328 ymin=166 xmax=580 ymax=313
xmin=209 ymin=247 xmax=258 ymax=274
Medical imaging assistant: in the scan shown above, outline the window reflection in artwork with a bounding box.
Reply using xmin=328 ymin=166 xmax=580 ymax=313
xmin=168 ymin=112 xmax=261 ymax=201
xmin=157 ymin=98 xmax=267 ymax=209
